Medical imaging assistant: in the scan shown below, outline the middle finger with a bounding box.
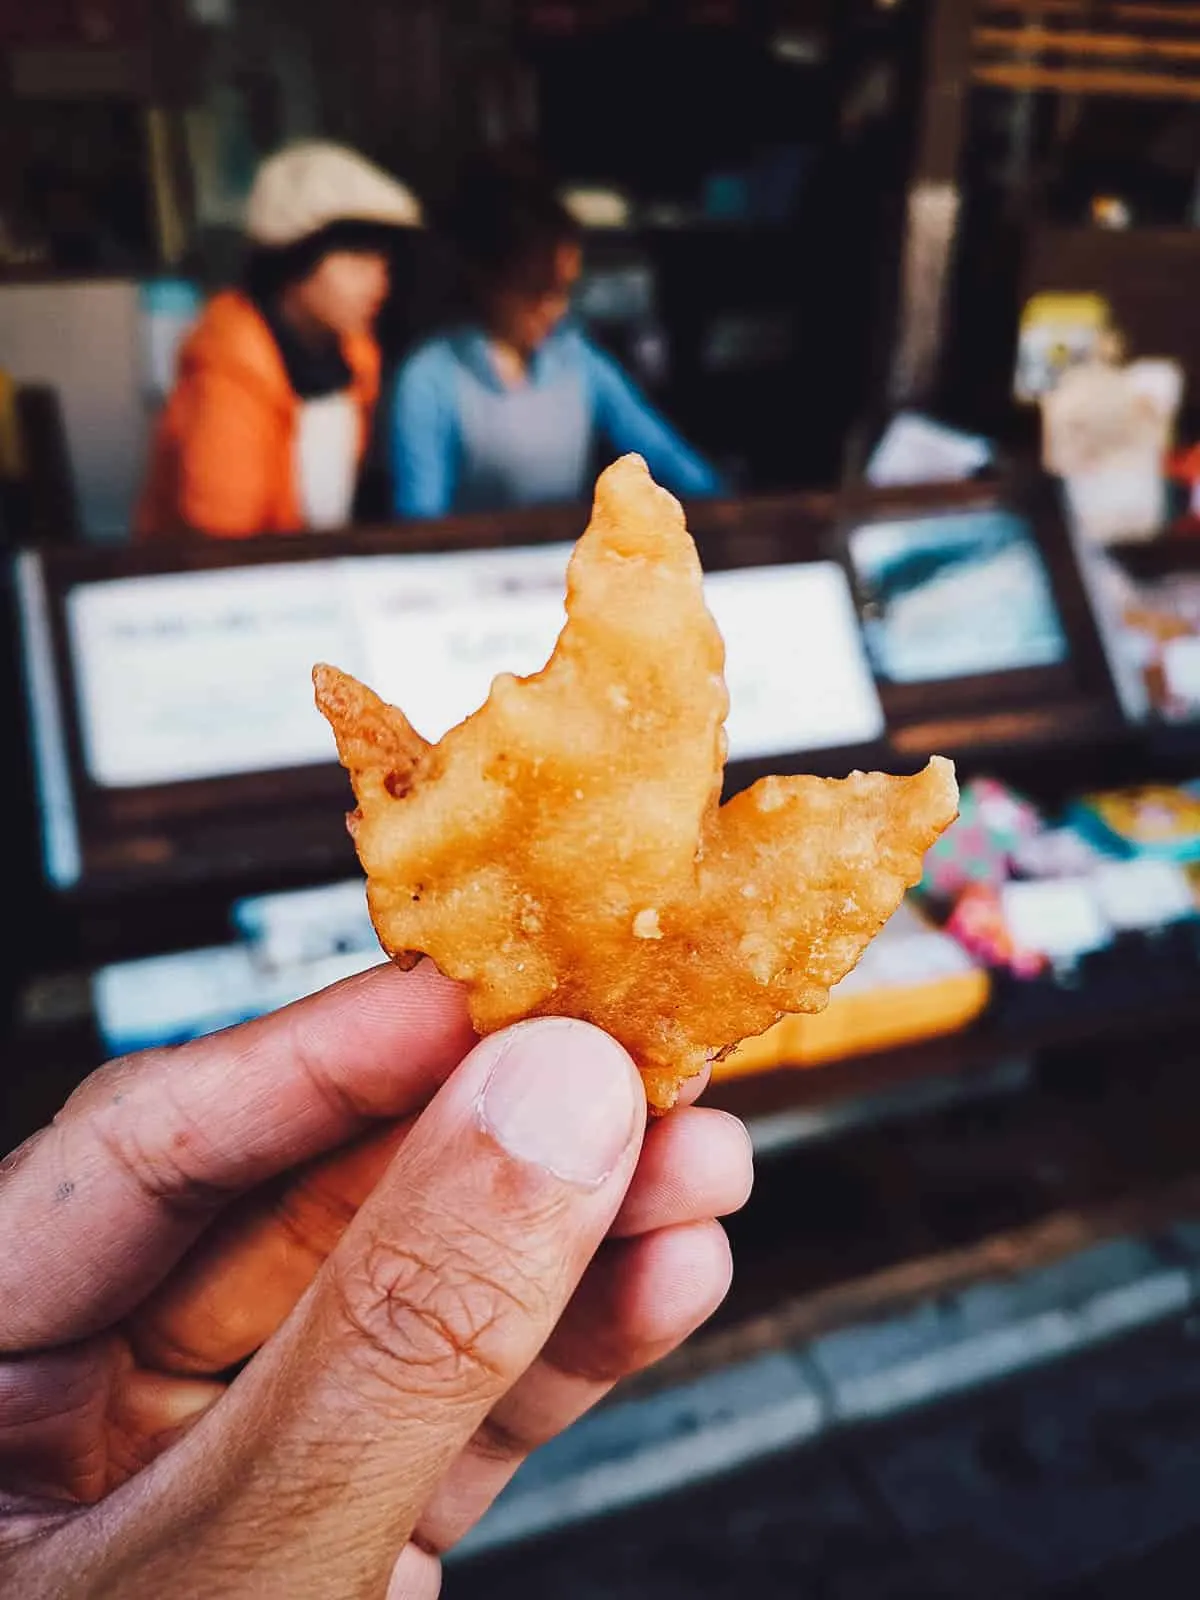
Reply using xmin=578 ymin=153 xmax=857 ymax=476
xmin=611 ymin=1108 xmax=753 ymax=1239
xmin=130 ymin=1105 xmax=752 ymax=1378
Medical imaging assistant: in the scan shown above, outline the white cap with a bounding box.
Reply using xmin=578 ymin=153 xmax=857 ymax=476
xmin=561 ymin=186 xmax=631 ymax=229
xmin=244 ymin=141 xmax=423 ymax=248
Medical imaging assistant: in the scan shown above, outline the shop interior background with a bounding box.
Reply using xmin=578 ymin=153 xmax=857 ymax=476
xmin=9 ymin=3 xmax=1200 ymax=1596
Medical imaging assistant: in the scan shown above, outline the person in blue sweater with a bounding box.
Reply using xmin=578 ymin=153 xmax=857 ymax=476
xmin=390 ymin=155 xmax=723 ymax=518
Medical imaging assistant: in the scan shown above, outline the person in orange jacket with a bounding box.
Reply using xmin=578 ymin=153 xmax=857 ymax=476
xmin=137 ymin=142 xmax=422 ymax=539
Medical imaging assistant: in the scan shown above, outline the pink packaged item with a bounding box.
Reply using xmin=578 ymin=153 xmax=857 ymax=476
xmin=920 ymin=778 xmax=1043 ymax=899
xmin=946 ymin=882 xmax=1047 ymax=978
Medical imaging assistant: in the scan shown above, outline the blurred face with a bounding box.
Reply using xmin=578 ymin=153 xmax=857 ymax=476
xmin=488 ymin=239 xmax=582 ymax=358
xmin=293 ymin=249 xmax=390 ymax=339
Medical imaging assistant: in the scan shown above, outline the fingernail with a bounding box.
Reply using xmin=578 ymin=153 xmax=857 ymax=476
xmin=478 ymin=1019 xmax=640 ymax=1187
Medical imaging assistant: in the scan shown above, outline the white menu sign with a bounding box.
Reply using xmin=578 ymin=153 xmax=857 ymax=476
xmin=65 ymin=548 xmax=883 ymax=789
xmin=707 ymin=562 xmax=885 ymax=758
xmin=66 ymin=562 xmax=368 ymax=787
xmin=344 ymin=546 xmax=572 ymax=741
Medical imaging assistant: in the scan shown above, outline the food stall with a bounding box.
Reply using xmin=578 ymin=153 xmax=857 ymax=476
xmin=9 ymin=428 xmax=1200 ymax=1583
xmin=7 ymin=465 xmax=1199 ymax=1180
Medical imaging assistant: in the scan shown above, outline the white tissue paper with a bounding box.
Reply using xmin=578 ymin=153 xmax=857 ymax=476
xmin=1042 ymin=358 xmax=1183 ymax=545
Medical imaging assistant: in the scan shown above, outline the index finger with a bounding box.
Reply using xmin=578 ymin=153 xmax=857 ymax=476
xmin=0 ymin=961 xmax=474 ymax=1353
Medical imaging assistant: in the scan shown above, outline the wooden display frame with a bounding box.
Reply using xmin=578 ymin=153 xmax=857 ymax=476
xmin=1096 ymin=530 xmax=1200 ymax=757
xmin=833 ymin=475 xmax=1124 ymax=761
xmin=12 ymin=476 xmax=1124 ymax=917
xmin=14 ymin=488 xmax=867 ymax=906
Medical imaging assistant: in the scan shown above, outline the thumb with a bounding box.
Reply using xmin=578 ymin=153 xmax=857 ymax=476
xmin=97 ymin=1020 xmax=645 ymax=1598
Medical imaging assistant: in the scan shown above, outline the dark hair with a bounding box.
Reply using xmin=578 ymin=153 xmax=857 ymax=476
xmin=439 ymin=152 xmax=580 ymax=298
xmin=243 ymin=218 xmax=398 ymax=304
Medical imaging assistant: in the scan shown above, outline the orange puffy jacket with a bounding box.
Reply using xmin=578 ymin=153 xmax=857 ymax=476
xmin=135 ymin=291 xmax=380 ymax=539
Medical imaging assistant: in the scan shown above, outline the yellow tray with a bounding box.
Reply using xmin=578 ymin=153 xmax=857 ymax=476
xmin=712 ymin=968 xmax=991 ymax=1080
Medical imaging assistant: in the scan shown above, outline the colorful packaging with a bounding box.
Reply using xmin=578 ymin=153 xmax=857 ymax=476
xmin=920 ymin=778 xmax=1043 ymax=898
xmin=1070 ymin=785 xmax=1200 ymax=863
xmin=1011 ymin=826 xmax=1107 ymax=880
xmin=946 ymin=882 xmax=1047 ymax=978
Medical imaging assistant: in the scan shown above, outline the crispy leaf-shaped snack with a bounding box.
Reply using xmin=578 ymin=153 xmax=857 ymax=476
xmin=316 ymin=455 xmax=958 ymax=1109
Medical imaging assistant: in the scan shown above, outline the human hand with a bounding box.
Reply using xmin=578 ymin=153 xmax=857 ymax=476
xmin=0 ymin=962 xmax=752 ymax=1598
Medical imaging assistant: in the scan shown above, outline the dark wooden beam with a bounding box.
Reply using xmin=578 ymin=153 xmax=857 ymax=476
xmin=975 ymin=25 xmax=1200 ymax=63
xmin=974 ymin=60 xmax=1200 ymax=99
xmin=887 ymin=0 xmax=976 ymax=406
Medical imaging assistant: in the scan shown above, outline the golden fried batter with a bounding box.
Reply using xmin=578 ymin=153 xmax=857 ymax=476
xmin=315 ymin=455 xmax=958 ymax=1110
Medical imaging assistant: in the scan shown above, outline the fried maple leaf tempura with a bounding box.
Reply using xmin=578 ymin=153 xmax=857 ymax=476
xmin=315 ymin=455 xmax=959 ymax=1110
